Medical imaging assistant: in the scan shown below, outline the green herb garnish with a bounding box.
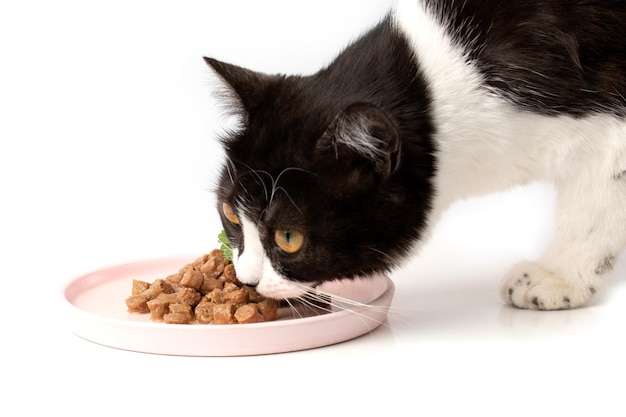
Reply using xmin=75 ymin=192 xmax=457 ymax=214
xmin=218 ymin=230 xmax=233 ymax=262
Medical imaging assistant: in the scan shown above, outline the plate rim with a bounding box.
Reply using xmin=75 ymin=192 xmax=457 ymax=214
xmin=62 ymin=255 xmax=395 ymax=356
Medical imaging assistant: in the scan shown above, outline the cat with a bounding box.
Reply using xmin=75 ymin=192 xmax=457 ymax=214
xmin=206 ymin=0 xmax=626 ymax=310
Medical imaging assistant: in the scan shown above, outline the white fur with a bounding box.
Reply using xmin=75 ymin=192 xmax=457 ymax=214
xmin=336 ymin=114 xmax=388 ymax=162
xmin=394 ymin=0 xmax=626 ymax=309
xmin=234 ymin=217 xmax=314 ymax=299
xmin=232 ymin=217 xmax=264 ymax=285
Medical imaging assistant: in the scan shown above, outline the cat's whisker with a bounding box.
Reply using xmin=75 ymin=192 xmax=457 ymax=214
xmin=268 ymin=167 xmax=317 ymax=209
xmin=274 ymin=167 xmax=318 ymax=182
xmin=220 ymin=156 xmax=237 ymax=186
xmin=233 ymin=159 xmax=272 ymax=203
xmin=287 ymin=296 xmax=333 ymax=318
xmin=273 ymin=186 xmax=303 ymax=215
xmin=279 ymin=281 xmax=397 ymax=331
xmin=282 ymin=297 xmax=306 ymax=320
xmin=368 ymin=247 xmax=397 ymax=265
xmin=312 ymin=281 xmax=430 ymax=328
xmin=296 ymin=292 xmax=334 ymax=315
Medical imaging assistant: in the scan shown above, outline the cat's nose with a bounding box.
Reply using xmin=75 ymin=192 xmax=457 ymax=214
xmin=236 ymin=274 xmax=260 ymax=286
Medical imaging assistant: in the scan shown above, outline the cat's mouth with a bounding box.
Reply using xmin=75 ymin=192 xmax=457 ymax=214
xmin=231 ymin=246 xmax=320 ymax=300
xmin=248 ymin=274 xmax=318 ymax=301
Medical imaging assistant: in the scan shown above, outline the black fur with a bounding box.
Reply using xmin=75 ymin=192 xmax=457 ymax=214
xmin=207 ymin=0 xmax=626 ymax=286
xmin=427 ymin=0 xmax=626 ymax=116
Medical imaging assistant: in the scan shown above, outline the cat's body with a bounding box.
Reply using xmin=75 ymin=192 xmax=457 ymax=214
xmin=207 ymin=0 xmax=626 ymax=310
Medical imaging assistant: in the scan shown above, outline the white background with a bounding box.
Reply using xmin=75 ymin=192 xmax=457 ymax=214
xmin=2 ymin=1 xmax=625 ymax=416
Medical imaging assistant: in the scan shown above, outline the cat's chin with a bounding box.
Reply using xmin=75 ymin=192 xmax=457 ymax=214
xmin=255 ymin=278 xmax=314 ymax=301
xmin=242 ymin=268 xmax=315 ymax=300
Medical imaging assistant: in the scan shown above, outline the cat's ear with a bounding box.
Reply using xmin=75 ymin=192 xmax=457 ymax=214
xmin=315 ymin=103 xmax=401 ymax=192
xmin=203 ymin=57 xmax=268 ymax=114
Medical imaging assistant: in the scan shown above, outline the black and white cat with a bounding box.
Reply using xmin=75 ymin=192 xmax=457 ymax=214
xmin=206 ymin=0 xmax=626 ymax=310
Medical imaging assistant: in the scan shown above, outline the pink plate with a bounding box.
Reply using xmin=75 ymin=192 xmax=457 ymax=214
xmin=63 ymin=256 xmax=394 ymax=356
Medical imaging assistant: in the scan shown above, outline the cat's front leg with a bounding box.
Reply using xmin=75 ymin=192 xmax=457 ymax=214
xmin=501 ymin=157 xmax=626 ymax=310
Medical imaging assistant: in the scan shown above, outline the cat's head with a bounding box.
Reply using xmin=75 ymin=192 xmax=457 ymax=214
xmin=205 ymin=55 xmax=434 ymax=300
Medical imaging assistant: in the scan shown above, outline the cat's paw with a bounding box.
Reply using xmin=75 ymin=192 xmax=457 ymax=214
xmin=501 ymin=261 xmax=597 ymax=310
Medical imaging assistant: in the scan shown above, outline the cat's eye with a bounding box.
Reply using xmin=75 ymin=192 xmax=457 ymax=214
xmin=222 ymin=202 xmax=240 ymax=225
xmin=274 ymin=229 xmax=304 ymax=254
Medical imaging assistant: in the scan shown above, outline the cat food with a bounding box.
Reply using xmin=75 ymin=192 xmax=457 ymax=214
xmin=125 ymin=249 xmax=279 ymax=324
